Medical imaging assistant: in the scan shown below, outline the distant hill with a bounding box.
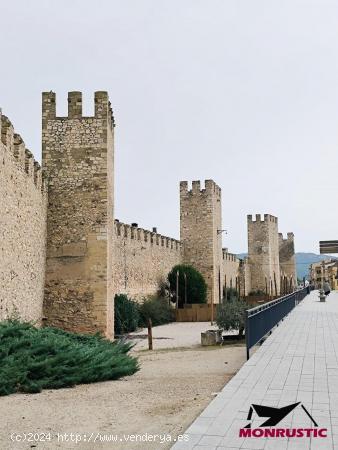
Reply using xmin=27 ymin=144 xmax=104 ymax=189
xmin=236 ymin=252 xmax=337 ymax=280
xmin=295 ymin=253 xmax=337 ymax=279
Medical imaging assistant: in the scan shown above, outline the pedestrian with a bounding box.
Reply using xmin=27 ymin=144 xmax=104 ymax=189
xmin=323 ymin=280 xmax=331 ymax=296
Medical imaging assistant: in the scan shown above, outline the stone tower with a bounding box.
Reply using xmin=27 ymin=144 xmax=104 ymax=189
xmin=279 ymin=232 xmax=297 ymax=290
xmin=180 ymin=180 xmax=223 ymax=304
xmin=42 ymin=91 xmax=114 ymax=338
xmin=248 ymin=214 xmax=280 ymax=295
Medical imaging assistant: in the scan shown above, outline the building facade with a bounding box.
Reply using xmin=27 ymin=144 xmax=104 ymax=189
xmin=309 ymin=260 xmax=338 ymax=290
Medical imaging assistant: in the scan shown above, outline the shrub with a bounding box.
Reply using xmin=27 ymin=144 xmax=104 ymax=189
xmin=0 ymin=320 xmax=139 ymax=396
xmin=157 ymin=280 xmax=170 ymax=299
xmin=223 ymin=287 xmax=239 ymax=301
xmin=216 ymin=299 xmax=248 ymax=336
xmin=248 ymin=289 xmax=266 ymax=296
xmin=114 ymin=294 xmax=140 ymax=336
xmin=138 ymin=296 xmax=174 ymax=327
xmin=167 ymin=264 xmax=207 ymax=305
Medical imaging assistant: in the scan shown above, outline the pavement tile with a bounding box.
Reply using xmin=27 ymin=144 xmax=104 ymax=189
xmin=197 ymin=435 xmax=223 ymax=446
xmin=172 ymin=291 xmax=338 ymax=449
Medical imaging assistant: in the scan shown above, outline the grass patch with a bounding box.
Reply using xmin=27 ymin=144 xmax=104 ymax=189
xmin=0 ymin=320 xmax=139 ymax=396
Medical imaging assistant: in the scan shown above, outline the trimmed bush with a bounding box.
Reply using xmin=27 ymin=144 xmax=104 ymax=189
xmin=0 ymin=320 xmax=139 ymax=396
xmin=138 ymin=296 xmax=174 ymax=327
xmin=168 ymin=264 xmax=207 ymax=305
xmin=114 ymin=294 xmax=140 ymax=336
xmin=216 ymin=299 xmax=248 ymax=337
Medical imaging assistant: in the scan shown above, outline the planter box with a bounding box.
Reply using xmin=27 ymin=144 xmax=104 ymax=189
xmin=201 ymin=329 xmax=222 ymax=346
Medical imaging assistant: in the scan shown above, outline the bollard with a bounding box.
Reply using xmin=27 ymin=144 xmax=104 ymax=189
xmin=147 ymin=318 xmax=153 ymax=350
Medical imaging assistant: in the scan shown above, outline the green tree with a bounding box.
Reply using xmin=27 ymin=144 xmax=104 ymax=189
xmin=216 ymin=299 xmax=248 ymax=337
xmin=167 ymin=264 xmax=207 ymax=305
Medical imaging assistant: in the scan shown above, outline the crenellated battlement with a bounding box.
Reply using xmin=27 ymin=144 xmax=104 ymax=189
xmin=279 ymin=232 xmax=295 ymax=244
xmin=114 ymin=220 xmax=181 ymax=251
xmin=0 ymin=111 xmax=46 ymax=192
xmin=248 ymin=212 xmax=281 ymax=294
xmin=247 ymin=213 xmax=278 ymax=224
xmin=180 ymin=179 xmax=221 ymax=198
xmin=239 ymin=256 xmax=250 ymax=266
xmin=278 ymin=231 xmax=297 ymax=286
xmin=0 ymin=108 xmax=47 ymax=325
xmin=222 ymin=248 xmax=239 ymax=262
xmin=42 ymin=90 xmax=115 ymax=337
xmin=180 ymin=178 xmax=223 ymax=304
xmin=42 ymin=91 xmax=115 ymax=128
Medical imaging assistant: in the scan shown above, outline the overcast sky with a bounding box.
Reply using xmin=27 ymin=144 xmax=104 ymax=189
xmin=1 ymin=0 xmax=338 ymax=253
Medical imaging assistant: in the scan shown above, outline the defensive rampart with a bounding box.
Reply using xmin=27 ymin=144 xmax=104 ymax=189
xmin=0 ymin=111 xmax=47 ymax=323
xmin=113 ymin=221 xmax=182 ymax=300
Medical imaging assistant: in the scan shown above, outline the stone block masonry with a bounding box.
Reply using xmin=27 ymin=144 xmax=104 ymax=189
xmin=222 ymin=250 xmax=252 ymax=297
xmin=247 ymin=214 xmax=297 ymax=296
xmin=222 ymin=249 xmax=240 ymax=291
xmin=279 ymin=232 xmax=297 ymax=289
xmin=247 ymin=214 xmax=281 ymax=295
xmin=113 ymin=221 xmax=182 ymax=300
xmin=180 ymin=180 xmax=223 ymax=304
xmin=1 ymin=89 xmax=298 ymax=338
xmin=0 ymin=110 xmax=47 ymax=323
xmin=42 ymin=92 xmax=114 ymax=338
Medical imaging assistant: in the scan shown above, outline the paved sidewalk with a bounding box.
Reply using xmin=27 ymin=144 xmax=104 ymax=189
xmin=172 ymin=290 xmax=338 ymax=450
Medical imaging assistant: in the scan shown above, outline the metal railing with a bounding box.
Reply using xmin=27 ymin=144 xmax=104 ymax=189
xmin=245 ymin=286 xmax=309 ymax=359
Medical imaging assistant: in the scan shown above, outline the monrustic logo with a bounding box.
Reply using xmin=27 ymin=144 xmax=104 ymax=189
xmin=239 ymin=402 xmax=327 ymax=438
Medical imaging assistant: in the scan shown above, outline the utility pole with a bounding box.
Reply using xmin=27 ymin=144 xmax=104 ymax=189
xmin=176 ymin=270 xmax=179 ymax=310
xmin=224 ymin=275 xmax=227 ymax=302
xmin=123 ymin=240 xmax=127 ymax=290
xmin=211 ymin=288 xmax=214 ymax=326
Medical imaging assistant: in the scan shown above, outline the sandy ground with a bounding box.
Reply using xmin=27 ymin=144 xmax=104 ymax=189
xmin=0 ymin=323 xmax=246 ymax=450
xmin=127 ymin=321 xmax=238 ymax=351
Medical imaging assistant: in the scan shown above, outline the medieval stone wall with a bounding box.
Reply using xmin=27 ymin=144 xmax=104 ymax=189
xmin=248 ymin=214 xmax=281 ymax=295
xmin=0 ymin=111 xmax=47 ymax=323
xmin=1 ymin=89 xmax=298 ymax=337
xmin=113 ymin=221 xmax=182 ymax=300
xmin=42 ymin=92 xmax=114 ymax=338
xmin=239 ymin=258 xmax=251 ymax=297
xmin=279 ymin=232 xmax=297 ymax=289
xmin=180 ymin=180 xmax=223 ymax=304
xmin=222 ymin=250 xmax=251 ymax=297
xmin=222 ymin=249 xmax=240 ymax=291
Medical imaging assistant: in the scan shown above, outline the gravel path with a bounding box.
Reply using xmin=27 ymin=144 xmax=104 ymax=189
xmin=0 ymin=323 xmax=245 ymax=450
xmin=127 ymin=322 xmax=238 ymax=351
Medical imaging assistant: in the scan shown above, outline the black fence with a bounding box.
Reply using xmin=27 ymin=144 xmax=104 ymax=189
xmin=245 ymin=286 xmax=309 ymax=360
